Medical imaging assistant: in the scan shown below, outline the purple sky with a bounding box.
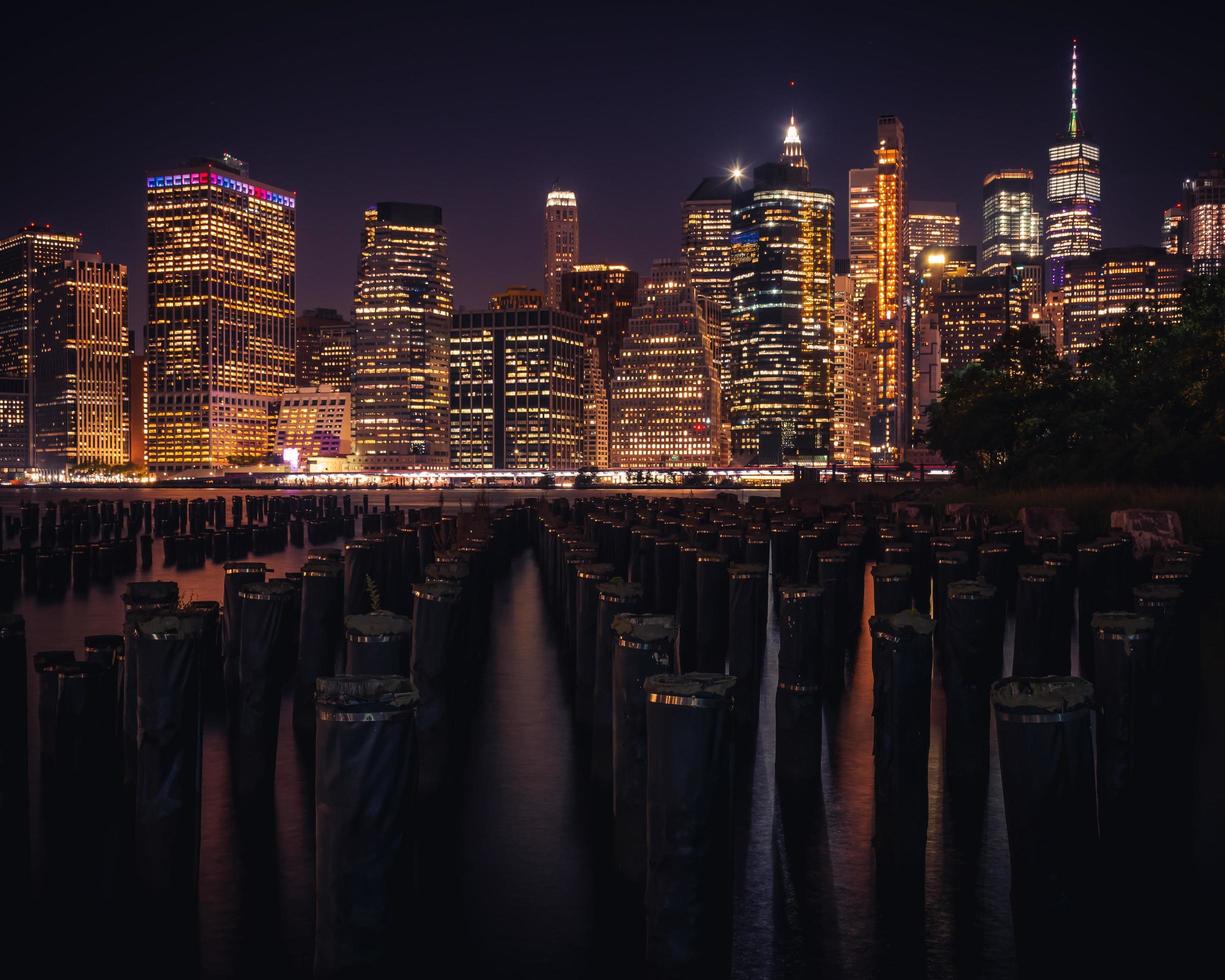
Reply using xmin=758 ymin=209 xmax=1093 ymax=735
xmin=4 ymin=5 xmax=1222 ymax=339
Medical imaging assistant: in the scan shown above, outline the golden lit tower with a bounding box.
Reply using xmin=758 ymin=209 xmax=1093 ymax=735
xmin=609 ymin=260 xmax=726 ymax=468
xmin=682 ymin=175 xmax=738 ymax=417
xmin=145 ymin=155 xmax=295 ymax=471
xmin=34 ymin=254 xmax=130 ymax=470
xmin=1183 ymin=155 xmax=1225 ymax=275
xmin=544 ymin=186 xmax=579 ymax=308
xmin=729 ymin=119 xmax=835 ymax=463
xmin=351 ymin=202 xmax=452 ymax=470
xmin=873 ymin=115 xmax=906 ymax=460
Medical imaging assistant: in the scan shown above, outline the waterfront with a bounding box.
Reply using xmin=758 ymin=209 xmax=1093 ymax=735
xmin=2 ymin=488 xmax=1218 ymax=977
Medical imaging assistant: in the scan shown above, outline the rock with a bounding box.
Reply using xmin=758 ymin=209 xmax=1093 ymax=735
xmin=1109 ymin=509 xmax=1183 ymax=558
xmin=1018 ymin=506 xmax=1076 ymax=548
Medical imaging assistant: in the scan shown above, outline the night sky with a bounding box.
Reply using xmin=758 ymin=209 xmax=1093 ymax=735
xmin=5 ymin=4 xmax=1222 ymax=339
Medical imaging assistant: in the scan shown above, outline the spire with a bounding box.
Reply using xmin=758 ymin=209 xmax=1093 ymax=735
xmin=781 ymin=115 xmax=807 ymax=171
xmin=1068 ymin=39 xmax=1080 ymax=139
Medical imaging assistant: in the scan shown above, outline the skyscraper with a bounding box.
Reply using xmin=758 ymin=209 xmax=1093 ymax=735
xmin=609 ymin=259 xmax=726 ymax=468
xmin=848 ymin=167 xmax=879 ymax=304
xmin=729 ymin=119 xmax=835 ymax=462
xmin=1183 ymin=155 xmax=1225 ymax=275
xmin=937 ymin=269 xmax=1028 ymax=374
xmin=1162 ymin=203 xmax=1188 ymax=256
xmin=296 ymin=308 xmax=351 ymax=389
xmin=874 ymin=115 xmax=906 ymax=460
xmin=981 ymin=170 xmax=1043 ymax=275
xmin=560 ymin=263 xmax=638 ymax=468
xmin=449 ymin=308 xmax=583 ymax=469
xmin=0 ymin=223 xmax=82 ymax=465
xmin=907 ymin=201 xmax=959 ymax=272
xmin=351 ymin=202 xmax=452 ymax=470
xmin=544 ymin=186 xmax=579 ymax=307
xmin=682 ymin=175 xmax=737 ymax=410
xmin=145 ymin=155 xmax=295 ymax=470
xmin=1045 ymin=41 xmax=1102 ymax=289
xmin=489 ymin=286 xmax=545 ymax=310
xmin=33 ymin=254 xmax=130 ymax=469
xmin=830 ymin=262 xmax=871 ymax=467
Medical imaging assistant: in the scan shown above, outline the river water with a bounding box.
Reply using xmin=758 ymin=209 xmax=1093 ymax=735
xmin=3 ymin=487 xmax=1217 ymax=978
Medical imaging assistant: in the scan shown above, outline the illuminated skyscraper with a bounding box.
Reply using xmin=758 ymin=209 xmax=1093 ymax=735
xmin=911 ymin=245 xmax=977 ymax=437
xmin=33 ymin=255 xmax=130 ymax=469
xmin=874 ymin=115 xmax=906 ymax=460
xmin=1061 ymin=247 xmax=1189 ymax=358
xmin=0 ymin=223 xmax=82 ymax=465
xmin=544 ymin=186 xmax=579 ymax=308
xmin=907 ymin=201 xmax=959 ymax=272
xmin=981 ymin=170 xmax=1042 ymax=275
xmin=1162 ymin=203 xmax=1188 ymax=256
xmin=729 ymin=120 xmax=835 ymax=462
xmin=848 ymin=168 xmax=879 ymax=303
xmin=937 ymin=268 xmax=1028 ymax=374
xmin=609 ymin=260 xmax=726 ymax=467
xmin=449 ymin=308 xmax=583 ymax=469
xmin=275 ymin=384 xmax=352 ymax=461
xmin=561 ymin=264 xmax=638 ymax=468
xmin=351 ymin=202 xmax=452 ymax=470
xmin=831 ymin=262 xmax=871 ymax=467
xmin=682 ymin=175 xmax=737 ymax=409
xmin=1045 ymin=42 xmax=1102 ymax=289
xmin=296 ymin=308 xmax=351 ymax=389
xmin=1183 ymin=156 xmax=1225 ymax=275
xmin=145 ymin=155 xmax=295 ymax=470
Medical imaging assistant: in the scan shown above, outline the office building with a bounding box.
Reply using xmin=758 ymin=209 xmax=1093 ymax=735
xmin=544 ymin=187 xmax=579 ymax=307
xmin=609 ymin=259 xmax=726 ymax=467
xmin=296 ymin=308 xmax=351 ymax=389
xmin=848 ymin=167 xmax=879 ymax=304
xmin=682 ymin=175 xmax=737 ymax=404
xmin=982 ymin=169 xmax=1043 ymax=275
xmin=275 ymin=384 xmax=352 ymax=461
xmin=351 ymin=202 xmax=452 ymax=470
xmin=1162 ymin=203 xmax=1187 ymax=256
xmin=729 ymin=120 xmax=836 ymax=462
xmin=1061 ymin=247 xmax=1190 ymax=358
xmin=145 ymin=155 xmax=295 ymax=470
xmin=1045 ymin=42 xmax=1102 ymax=288
xmin=128 ymin=353 xmax=145 ymax=467
xmin=449 ymin=308 xmax=583 ymax=470
xmin=937 ymin=269 xmax=1029 ymax=374
xmin=33 ymin=255 xmax=130 ymax=469
xmin=910 ymin=245 xmax=977 ymax=429
xmin=1183 ymin=156 xmax=1225 ymax=275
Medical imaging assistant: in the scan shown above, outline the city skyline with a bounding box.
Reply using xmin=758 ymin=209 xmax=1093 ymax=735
xmin=4 ymin=10 xmax=1222 ymax=329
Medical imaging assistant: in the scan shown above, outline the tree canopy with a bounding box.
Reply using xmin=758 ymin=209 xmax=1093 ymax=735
xmin=925 ymin=271 xmax=1225 ymax=486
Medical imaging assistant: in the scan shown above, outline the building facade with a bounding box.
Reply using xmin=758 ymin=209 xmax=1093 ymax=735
xmin=830 ymin=264 xmax=871 ymax=467
xmin=1061 ymin=247 xmax=1190 ymax=358
xmin=145 ymin=155 xmax=295 ymax=470
xmin=1162 ymin=203 xmax=1187 ymax=256
xmin=1045 ymin=42 xmax=1102 ymax=289
xmin=682 ymin=175 xmax=736 ymax=408
xmin=609 ymin=260 xmax=726 ymax=468
xmin=874 ymin=115 xmax=907 ymax=460
xmin=274 ymin=384 xmax=352 ymax=461
xmin=449 ymin=308 xmax=583 ymax=470
xmin=544 ymin=187 xmax=579 ymax=308
xmin=351 ymin=202 xmax=452 ymax=470
xmin=729 ymin=121 xmax=835 ymax=462
xmin=936 ymin=270 xmax=1028 ymax=374
xmin=0 ymin=378 xmax=27 ymax=472
xmin=982 ymin=169 xmax=1042 ymax=275
xmin=296 ymin=308 xmax=351 ymax=389
xmin=33 ymin=255 xmax=130 ymax=469
xmin=490 ymin=286 xmax=545 ymax=311
xmin=1183 ymin=156 xmax=1225 ymax=275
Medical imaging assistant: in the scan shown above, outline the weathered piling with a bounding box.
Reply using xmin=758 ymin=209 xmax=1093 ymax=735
xmin=776 ymin=584 xmax=823 ymax=785
xmin=943 ymin=581 xmax=1004 ymax=782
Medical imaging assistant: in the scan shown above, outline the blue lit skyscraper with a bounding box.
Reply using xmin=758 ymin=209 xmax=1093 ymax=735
xmin=1045 ymin=41 xmax=1102 ymax=289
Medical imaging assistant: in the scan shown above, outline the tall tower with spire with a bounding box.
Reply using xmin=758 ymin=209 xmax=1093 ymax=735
xmin=1045 ymin=40 xmax=1102 ymax=289
xmin=544 ymin=185 xmax=579 ymax=308
xmin=728 ymin=117 xmax=835 ymax=463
